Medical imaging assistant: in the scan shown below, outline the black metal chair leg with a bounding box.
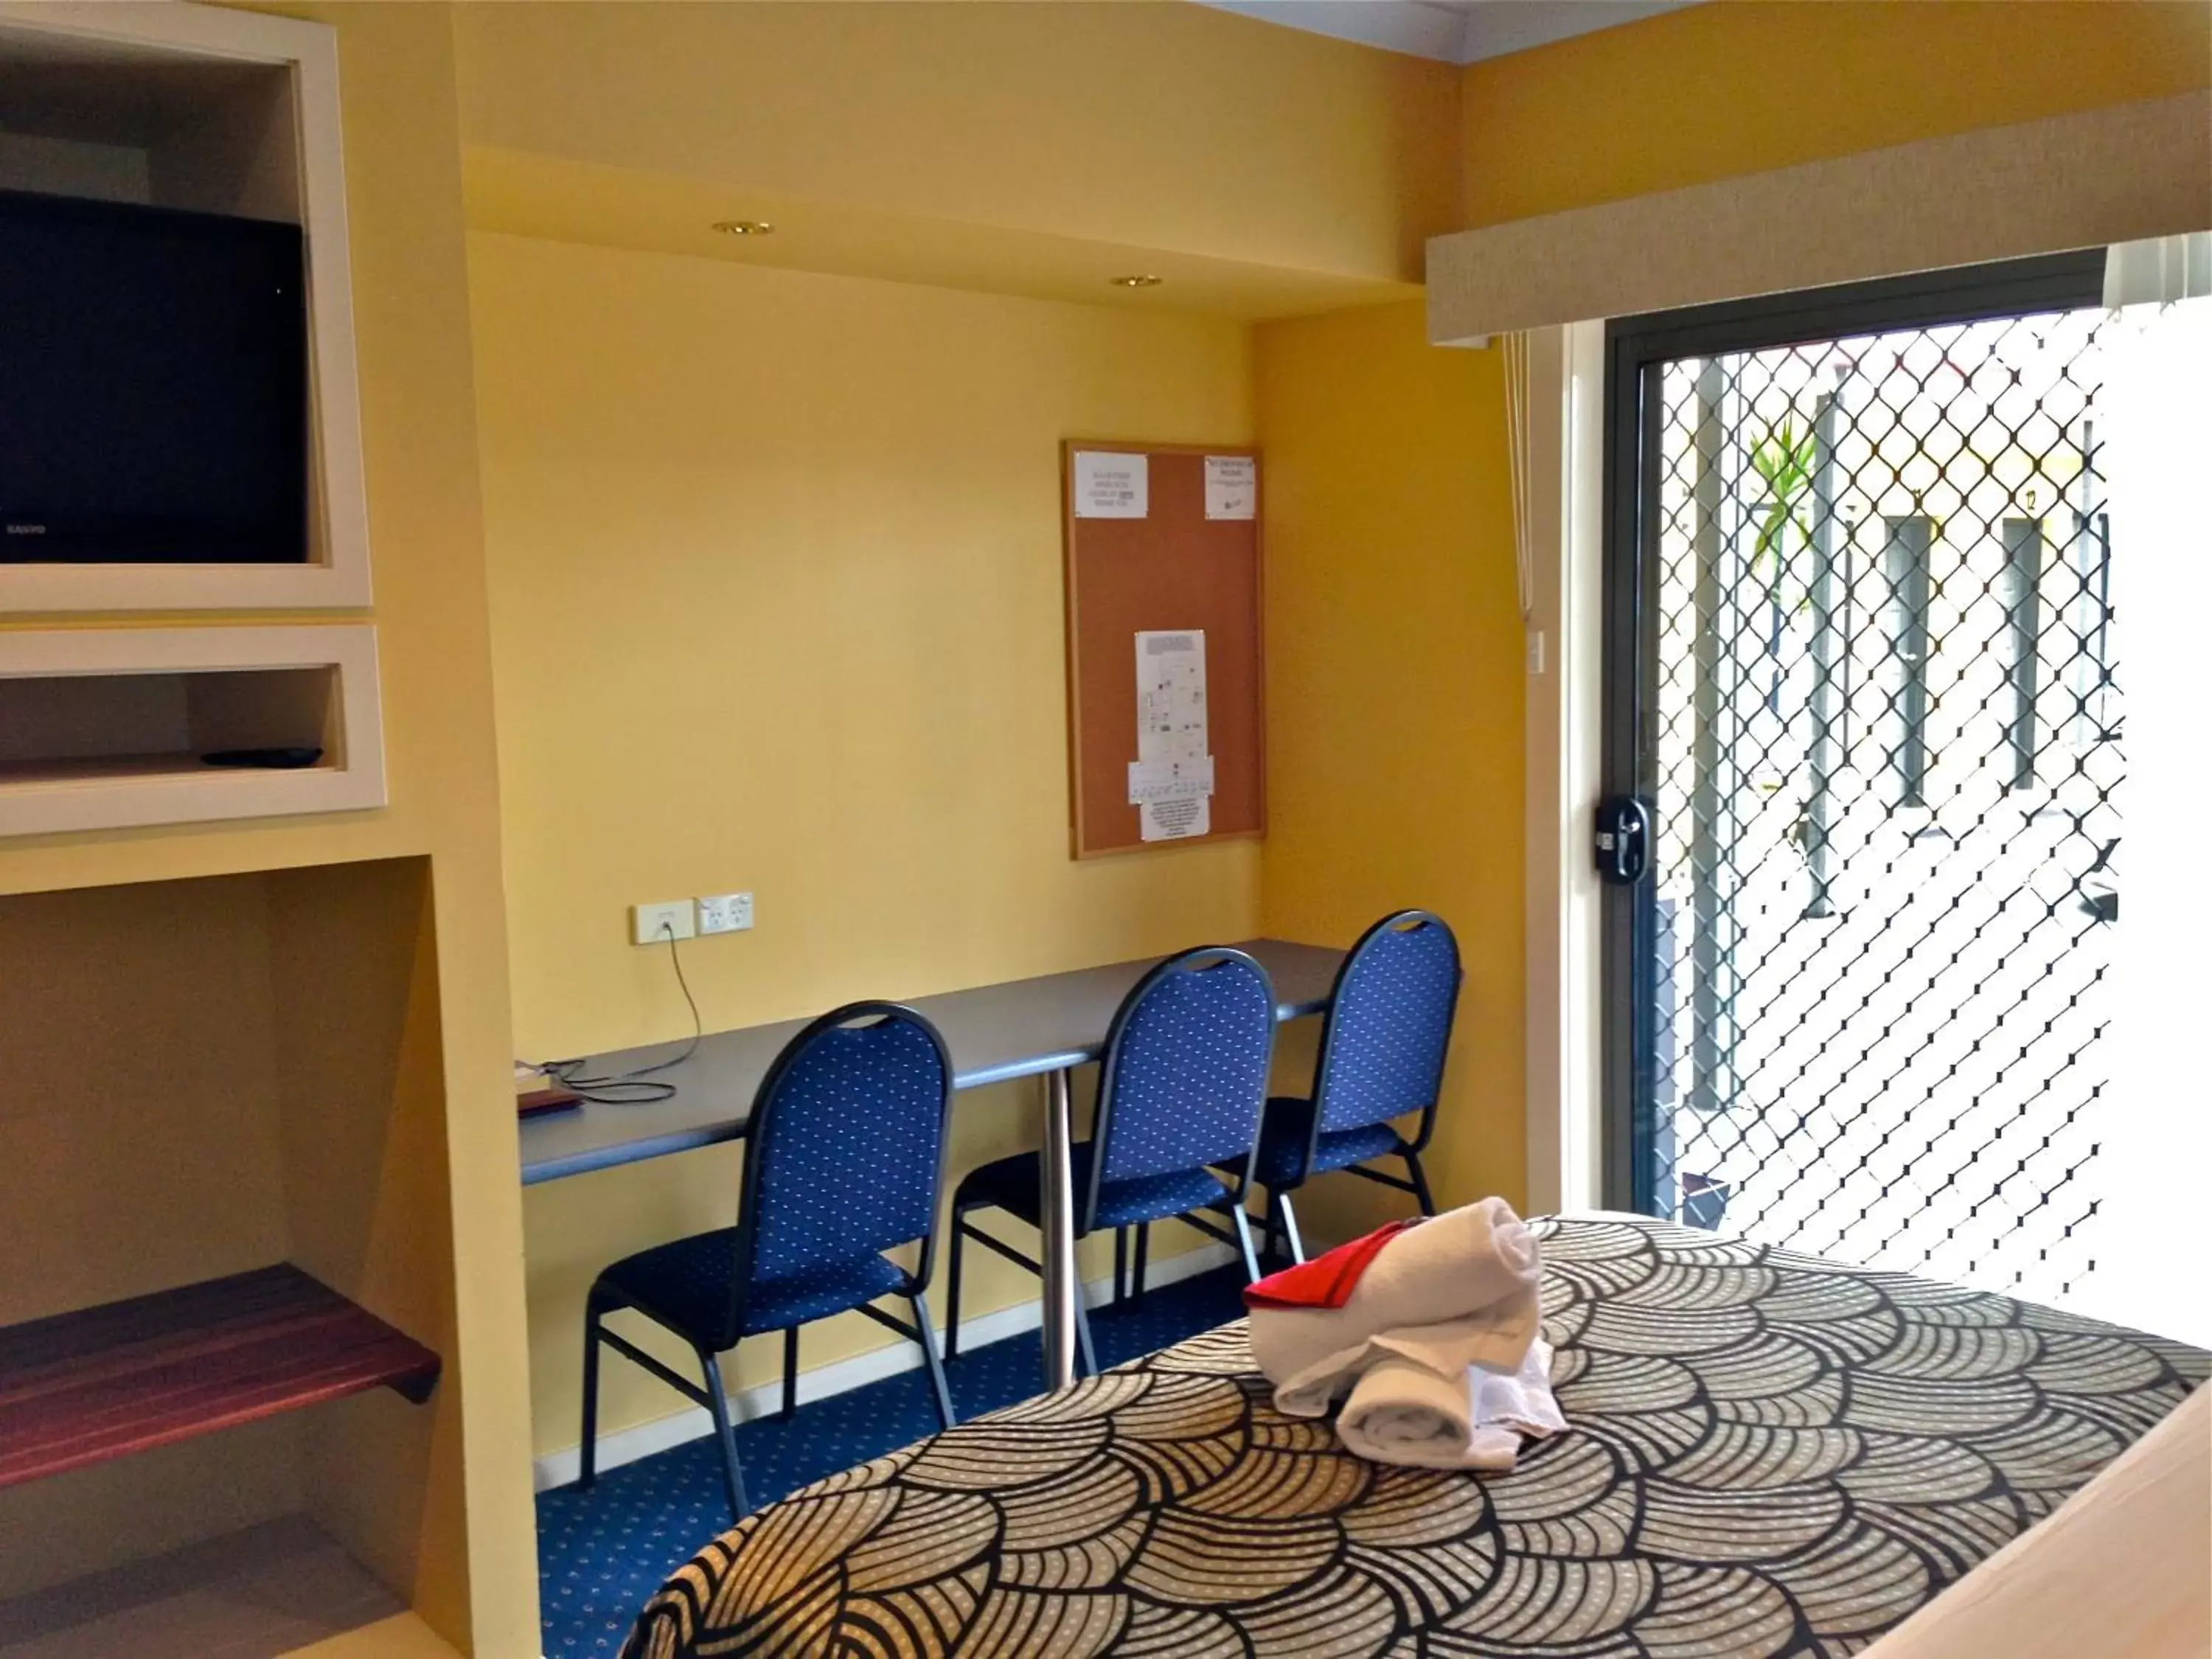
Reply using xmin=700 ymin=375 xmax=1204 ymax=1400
xmin=1262 ymin=1190 xmax=1281 ymax=1266
xmin=781 ymin=1326 xmax=799 ymax=1419
xmin=1074 ymin=1295 xmax=1099 ymax=1378
xmin=1131 ymin=1223 xmax=1149 ymax=1307
xmin=1230 ymin=1201 xmax=1262 ymax=1283
xmin=577 ymin=1298 xmax=605 ymax=1489
xmin=911 ymin=1293 xmax=956 ymax=1428
xmin=944 ymin=1212 xmax=967 ymax=1360
xmin=1276 ymin=1191 xmax=1309 ymax=1265
xmin=699 ymin=1348 xmax=748 ymax=1521
xmin=1113 ymin=1226 xmax=1129 ymax=1309
xmin=1405 ymin=1150 xmax=1438 ymax=1217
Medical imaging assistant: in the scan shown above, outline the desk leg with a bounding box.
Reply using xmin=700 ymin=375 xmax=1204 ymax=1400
xmin=1040 ymin=1067 xmax=1077 ymax=1391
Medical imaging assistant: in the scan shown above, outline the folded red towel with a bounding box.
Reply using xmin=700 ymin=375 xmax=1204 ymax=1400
xmin=1242 ymin=1218 xmax=1421 ymax=1312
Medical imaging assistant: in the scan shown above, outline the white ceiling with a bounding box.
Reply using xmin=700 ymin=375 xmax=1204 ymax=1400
xmin=1199 ymin=0 xmax=1699 ymax=65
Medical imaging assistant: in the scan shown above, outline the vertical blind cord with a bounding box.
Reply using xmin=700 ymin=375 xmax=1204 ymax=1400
xmin=1503 ymin=330 xmax=1535 ymax=628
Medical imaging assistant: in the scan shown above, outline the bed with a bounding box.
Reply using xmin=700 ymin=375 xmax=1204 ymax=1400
xmin=621 ymin=1216 xmax=2208 ymax=1658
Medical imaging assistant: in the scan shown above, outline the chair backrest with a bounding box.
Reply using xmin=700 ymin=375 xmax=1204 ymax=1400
xmin=1311 ymin=911 xmax=1461 ymax=1139
xmin=731 ymin=1001 xmax=953 ymax=1317
xmin=1087 ymin=947 xmax=1276 ymax=1223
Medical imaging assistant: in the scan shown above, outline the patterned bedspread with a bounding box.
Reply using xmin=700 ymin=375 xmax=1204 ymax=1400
xmin=622 ymin=1216 xmax=2207 ymax=1658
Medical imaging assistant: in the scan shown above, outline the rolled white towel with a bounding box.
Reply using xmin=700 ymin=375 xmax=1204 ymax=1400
xmin=1337 ymin=1339 xmax=1568 ymax=1470
xmin=1246 ymin=1197 xmax=1543 ymax=1419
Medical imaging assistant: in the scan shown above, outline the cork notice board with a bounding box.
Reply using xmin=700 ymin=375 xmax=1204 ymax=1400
xmin=1062 ymin=441 xmax=1265 ymax=858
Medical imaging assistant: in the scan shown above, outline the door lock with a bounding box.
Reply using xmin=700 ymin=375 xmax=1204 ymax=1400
xmin=1594 ymin=796 xmax=1653 ymax=886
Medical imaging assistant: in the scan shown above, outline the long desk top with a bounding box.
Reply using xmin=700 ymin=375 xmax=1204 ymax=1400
xmin=518 ymin=938 xmax=1343 ymax=1185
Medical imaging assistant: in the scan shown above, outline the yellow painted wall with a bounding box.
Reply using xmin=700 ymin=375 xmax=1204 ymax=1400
xmin=1254 ymin=299 xmax=1523 ymax=1236
xmin=1461 ymin=0 xmax=2212 ymax=228
xmin=1 ymin=4 xmax=538 ymax=1651
xmin=468 ymin=230 xmax=1260 ymax=1455
xmin=453 ymin=0 xmax=1460 ymax=288
xmin=0 ymin=878 xmax=287 ymax=1328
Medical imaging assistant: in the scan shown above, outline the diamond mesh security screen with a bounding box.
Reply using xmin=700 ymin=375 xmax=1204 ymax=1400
xmin=1641 ymin=305 xmax=2121 ymax=1312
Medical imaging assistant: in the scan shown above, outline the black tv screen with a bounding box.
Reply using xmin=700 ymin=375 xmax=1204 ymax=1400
xmin=0 ymin=189 xmax=308 ymax=564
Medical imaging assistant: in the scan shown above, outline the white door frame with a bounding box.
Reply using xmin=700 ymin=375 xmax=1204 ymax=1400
xmin=1522 ymin=321 xmax=1610 ymax=1217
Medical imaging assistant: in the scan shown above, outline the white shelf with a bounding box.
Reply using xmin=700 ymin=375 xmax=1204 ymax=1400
xmin=0 ymin=2 xmax=369 ymax=613
xmin=0 ymin=754 xmax=307 ymax=787
xmin=0 ymin=627 xmax=385 ymax=836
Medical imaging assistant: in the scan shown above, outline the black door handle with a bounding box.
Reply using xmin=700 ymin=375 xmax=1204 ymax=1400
xmin=1595 ymin=795 xmax=1652 ymax=886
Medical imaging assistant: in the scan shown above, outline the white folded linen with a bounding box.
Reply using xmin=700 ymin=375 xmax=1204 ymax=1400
xmin=1248 ymin=1196 xmax=1543 ymax=1419
xmin=1336 ymin=1338 xmax=1567 ymax=1470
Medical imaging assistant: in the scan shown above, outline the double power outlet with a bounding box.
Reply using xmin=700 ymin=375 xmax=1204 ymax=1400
xmin=631 ymin=891 xmax=753 ymax=945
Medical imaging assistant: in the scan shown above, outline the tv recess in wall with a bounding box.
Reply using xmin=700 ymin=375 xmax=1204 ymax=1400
xmin=0 ymin=189 xmax=308 ymax=565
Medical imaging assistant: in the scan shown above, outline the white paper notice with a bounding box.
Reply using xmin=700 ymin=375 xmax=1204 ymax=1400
xmin=1135 ymin=630 xmax=1208 ymax=762
xmin=1141 ymin=795 xmax=1211 ymax=841
xmin=1135 ymin=629 xmax=1214 ymax=840
xmin=1127 ymin=754 xmax=1214 ymax=804
xmin=1205 ymin=455 xmax=1257 ymax=520
xmin=1074 ymin=451 xmax=1148 ymax=518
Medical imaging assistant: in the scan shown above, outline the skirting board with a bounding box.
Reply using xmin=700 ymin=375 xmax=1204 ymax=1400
xmin=534 ymin=1241 xmax=1237 ymax=1492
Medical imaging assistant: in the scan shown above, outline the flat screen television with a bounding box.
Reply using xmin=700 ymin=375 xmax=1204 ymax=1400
xmin=0 ymin=189 xmax=308 ymax=565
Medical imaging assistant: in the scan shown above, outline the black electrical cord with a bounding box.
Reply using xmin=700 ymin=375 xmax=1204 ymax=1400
xmin=533 ymin=922 xmax=703 ymax=1105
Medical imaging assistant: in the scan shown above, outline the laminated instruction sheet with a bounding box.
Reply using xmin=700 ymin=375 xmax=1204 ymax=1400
xmin=1130 ymin=629 xmax=1213 ymax=840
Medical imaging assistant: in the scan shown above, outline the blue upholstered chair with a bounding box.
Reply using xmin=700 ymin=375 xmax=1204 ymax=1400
xmin=943 ymin=947 xmax=1276 ymax=1374
xmin=577 ymin=1001 xmax=956 ymax=1519
xmin=1247 ymin=911 xmax=1461 ymax=1263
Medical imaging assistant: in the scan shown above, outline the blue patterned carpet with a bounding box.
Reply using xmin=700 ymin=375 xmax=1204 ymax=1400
xmin=537 ymin=1265 xmax=1251 ymax=1659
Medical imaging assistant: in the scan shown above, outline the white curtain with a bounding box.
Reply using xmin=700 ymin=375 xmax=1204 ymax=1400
xmin=2103 ymin=233 xmax=2212 ymax=307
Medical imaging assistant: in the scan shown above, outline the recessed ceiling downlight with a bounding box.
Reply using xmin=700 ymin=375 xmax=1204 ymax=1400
xmin=712 ymin=220 xmax=776 ymax=237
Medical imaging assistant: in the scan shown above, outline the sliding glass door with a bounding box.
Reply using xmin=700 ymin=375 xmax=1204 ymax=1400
xmin=1599 ymin=252 xmax=2137 ymax=1312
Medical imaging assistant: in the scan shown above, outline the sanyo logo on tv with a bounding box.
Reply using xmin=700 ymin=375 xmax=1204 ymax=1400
xmin=4 ymin=523 xmax=47 ymax=535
